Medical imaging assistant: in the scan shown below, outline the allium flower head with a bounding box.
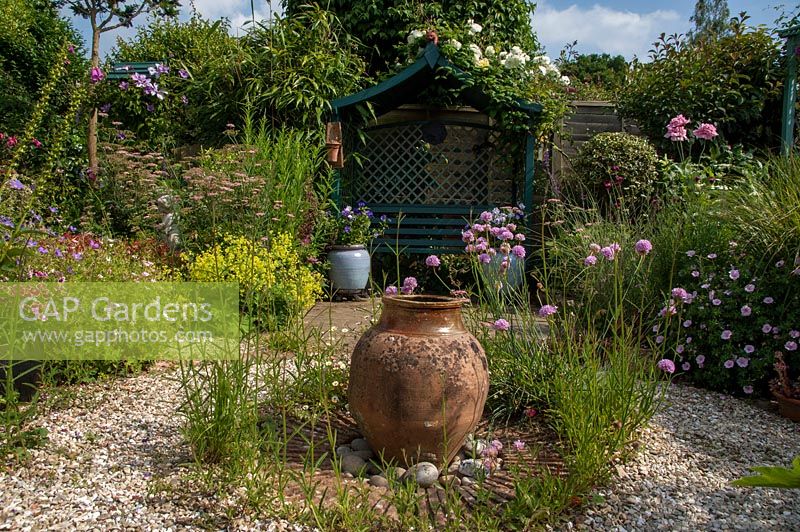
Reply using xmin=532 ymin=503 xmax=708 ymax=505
xmin=493 ymin=318 xmax=510 ymax=331
xmin=635 ymin=239 xmax=653 ymax=255
xmin=600 ymin=246 xmax=615 ymax=260
xmin=511 ymin=245 xmax=526 ymax=258
xmin=401 ymin=277 xmax=418 ymax=294
xmin=513 ymin=439 xmax=525 ymax=451
xmin=538 ymin=305 xmax=558 ymax=318
xmin=584 ymin=255 xmax=597 ymax=267
xmin=385 ymin=285 xmax=398 ymax=296
xmin=657 ymin=359 xmax=675 ymax=374
xmin=425 ymin=255 xmax=441 ymax=268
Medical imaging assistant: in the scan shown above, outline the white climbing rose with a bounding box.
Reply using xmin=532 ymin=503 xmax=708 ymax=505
xmin=450 ymin=39 xmax=462 ymax=50
xmin=468 ymin=19 xmax=483 ymax=34
xmin=407 ymin=29 xmax=424 ymax=43
xmin=561 ymin=75 xmax=571 ymax=85
xmin=485 ymin=45 xmax=496 ymax=57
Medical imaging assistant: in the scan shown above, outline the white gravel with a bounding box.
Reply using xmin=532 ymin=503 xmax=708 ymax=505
xmin=2 ymin=369 xmax=798 ymax=530
xmin=0 ymin=364 xmax=306 ymax=531
xmin=571 ymin=383 xmax=800 ymax=531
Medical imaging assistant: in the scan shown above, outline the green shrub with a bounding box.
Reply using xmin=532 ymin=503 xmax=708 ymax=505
xmin=187 ymin=233 xmax=323 ymax=329
xmin=617 ymin=16 xmax=783 ymax=151
xmin=572 ymin=132 xmax=659 ymax=215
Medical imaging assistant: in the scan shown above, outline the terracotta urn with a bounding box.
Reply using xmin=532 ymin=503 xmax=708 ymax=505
xmin=348 ymin=295 xmax=488 ymax=466
xmin=774 ymin=391 xmax=800 ymax=422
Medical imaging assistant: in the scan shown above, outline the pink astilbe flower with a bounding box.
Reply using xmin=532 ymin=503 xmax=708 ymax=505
xmin=693 ymin=123 xmax=718 ymax=141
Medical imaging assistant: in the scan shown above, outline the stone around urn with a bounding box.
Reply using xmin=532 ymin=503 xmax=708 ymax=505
xmin=369 ymin=475 xmax=389 ymax=488
xmin=351 ymin=449 xmax=374 ymax=461
xmin=335 ymin=445 xmax=353 ymax=457
xmin=341 ymin=454 xmax=367 ymax=476
xmin=458 ymin=458 xmax=484 ymax=478
xmin=402 ymin=462 xmax=439 ymax=488
xmin=350 ymin=438 xmax=371 ymax=451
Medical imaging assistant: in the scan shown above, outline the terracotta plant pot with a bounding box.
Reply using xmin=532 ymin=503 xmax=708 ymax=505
xmin=774 ymin=391 xmax=800 ymax=422
xmin=348 ymin=295 xmax=488 ymax=466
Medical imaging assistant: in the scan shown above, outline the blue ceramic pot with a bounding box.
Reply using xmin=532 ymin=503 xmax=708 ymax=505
xmin=328 ymin=245 xmax=371 ymax=291
xmin=481 ymin=253 xmax=525 ymax=293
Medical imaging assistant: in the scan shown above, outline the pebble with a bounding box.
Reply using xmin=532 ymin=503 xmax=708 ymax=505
xmin=350 ymin=450 xmax=374 ymax=461
xmin=458 ymin=458 xmax=485 ymax=478
xmin=368 ymin=475 xmax=389 ymax=488
xmin=350 ymin=438 xmax=371 ymax=451
xmin=335 ymin=445 xmax=352 ymax=457
xmin=402 ymin=462 xmax=439 ymax=488
xmin=340 ymin=455 xmax=367 ymax=476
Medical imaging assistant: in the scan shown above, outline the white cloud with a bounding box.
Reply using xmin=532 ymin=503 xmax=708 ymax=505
xmin=531 ymin=1 xmax=686 ymax=61
xmin=190 ymin=0 xmax=283 ymax=34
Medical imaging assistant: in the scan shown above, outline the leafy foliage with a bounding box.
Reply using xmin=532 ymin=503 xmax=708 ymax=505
xmin=732 ymin=455 xmax=800 ymax=489
xmin=617 ymin=16 xmax=784 ymax=151
xmin=557 ymin=48 xmax=627 ymax=100
xmin=688 ymin=0 xmax=731 ymax=43
xmin=572 ymin=132 xmax=660 ymax=216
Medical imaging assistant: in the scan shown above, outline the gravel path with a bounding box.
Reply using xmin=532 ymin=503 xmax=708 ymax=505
xmin=0 ymin=364 xmax=305 ymax=531
xmin=571 ymin=383 xmax=800 ymax=531
xmin=1 ymin=368 xmax=798 ymax=530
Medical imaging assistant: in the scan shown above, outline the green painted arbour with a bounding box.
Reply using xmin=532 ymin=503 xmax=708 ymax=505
xmin=779 ymin=24 xmax=800 ymax=156
xmin=329 ymin=42 xmax=542 ymax=255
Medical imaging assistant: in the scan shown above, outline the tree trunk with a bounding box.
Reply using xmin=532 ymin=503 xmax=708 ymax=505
xmin=88 ymin=27 xmax=101 ymax=179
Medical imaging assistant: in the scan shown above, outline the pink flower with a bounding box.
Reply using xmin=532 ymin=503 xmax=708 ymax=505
xmin=31 ymin=138 xmax=42 ymax=148
xmin=671 ymin=287 xmax=689 ymax=302
xmin=683 ymin=319 xmax=692 ymax=328
xmin=589 ymin=243 xmax=601 ymax=253
xmin=401 ymin=277 xmax=417 ymax=294
xmin=743 ymin=385 xmax=754 ymax=394
xmin=693 ymin=123 xmax=718 ymax=141
xmin=724 ymin=359 xmax=735 ymax=369
xmin=655 ymin=335 xmax=665 ymax=344
xmin=736 ymin=356 xmax=750 ymax=367
xmin=600 ymin=246 xmax=615 ymax=260
xmin=493 ymin=318 xmax=510 ymax=331
xmin=763 ymin=296 xmax=774 ymax=304
xmin=740 ymin=305 xmax=752 ymax=317
xmin=513 ymin=439 xmax=525 ymax=451
xmin=744 ymin=284 xmax=755 ymax=293
xmin=762 ymin=324 xmax=772 ymax=334
xmin=721 ymin=330 xmax=732 ymax=340
xmin=479 ymin=211 xmax=493 ymax=222
xmin=743 ymin=345 xmax=755 ymax=354
xmin=634 ymin=239 xmax=652 ymax=255
xmin=785 ymin=341 xmax=798 ymax=351
xmin=425 ymin=255 xmax=441 ymax=268
xmin=478 ymin=253 xmax=491 ymax=264
xmin=524 ymin=407 xmax=538 ymax=418
xmin=584 ymin=255 xmax=597 ymax=266
xmin=665 ymin=126 xmax=688 ymax=141
xmin=729 ymin=269 xmax=740 ymax=280
xmin=385 ymin=285 xmax=398 ymax=295
xmin=686 ymin=250 xmax=696 ymax=257
xmin=696 ymin=355 xmax=705 ymax=367
xmin=657 ymin=359 xmax=676 ymax=374
xmin=791 ymin=330 xmax=800 ymax=339
xmin=668 ymin=114 xmax=691 ymax=128
xmin=682 ymin=362 xmax=691 ymax=371
xmin=676 ymin=344 xmax=684 ymax=354
xmin=90 ymin=66 xmax=105 ymax=83
xmin=511 ymin=245 xmax=526 ymax=258
xmin=538 ymin=305 xmax=558 ymax=318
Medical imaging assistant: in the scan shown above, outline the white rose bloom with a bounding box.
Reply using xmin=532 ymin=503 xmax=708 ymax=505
xmin=535 ymin=55 xmax=551 ymax=65
xmin=407 ymin=29 xmax=424 ymax=43
xmin=511 ymin=46 xmax=522 ymax=55
xmin=467 ymin=19 xmax=483 ymax=34
xmin=469 ymin=43 xmax=482 ymax=58
xmin=450 ymin=39 xmax=462 ymax=50
xmin=499 ymin=51 xmax=508 ymax=60
xmin=560 ymin=75 xmax=571 ymax=85
xmin=538 ymin=65 xmax=548 ymax=76
xmin=485 ymin=45 xmax=496 ymax=57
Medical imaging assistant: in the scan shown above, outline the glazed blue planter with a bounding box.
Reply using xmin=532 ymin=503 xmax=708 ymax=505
xmin=481 ymin=253 xmax=525 ymax=294
xmin=328 ymin=245 xmax=371 ymax=291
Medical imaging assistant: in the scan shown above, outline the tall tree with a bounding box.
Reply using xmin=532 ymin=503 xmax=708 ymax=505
xmin=57 ymin=0 xmax=180 ymax=176
xmin=688 ymin=0 xmax=730 ymax=42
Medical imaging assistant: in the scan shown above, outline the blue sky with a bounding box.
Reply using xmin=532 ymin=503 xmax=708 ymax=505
xmin=66 ymin=1 xmax=789 ymax=61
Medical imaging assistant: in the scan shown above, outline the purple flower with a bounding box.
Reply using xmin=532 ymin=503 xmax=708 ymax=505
xmin=676 ymin=344 xmax=685 ymax=354
xmin=655 ymin=335 xmax=665 ymax=344
xmin=538 ymin=305 xmax=558 ymax=318
xmin=634 ymin=239 xmax=652 ymax=255
xmin=691 ymin=270 xmax=700 ymax=278
xmin=72 ymin=252 xmax=82 ymax=260
xmin=776 ymin=260 xmax=785 ymax=268
xmin=37 ymin=246 xmax=47 ymax=254
xmin=493 ymin=318 xmax=510 ymax=331
xmin=179 ymin=69 xmax=189 ymax=79
xmin=0 ymin=215 xmax=13 ymax=228
xmin=729 ymin=269 xmax=740 ymax=280
xmin=743 ymin=385 xmax=754 ymax=394
xmin=744 ymin=284 xmax=755 ymax=293
xmin=681 ymin=362 xmax=691 ymax=371
xmin=683 ymin=319 xmax=692 ymax=328
xmin=55 ymin=248 xmax=63 ymax=258
xmin=721 ymin=330 xmax=732 ymax=340
xmin=584 ymin=255 xmax=597 ymax=266
xmin=7 ymin=178 xmax=24 ymax=190
xmin=740 ymin=305 xmax=752 ymax=317
xmin=511 ymin=245 xmax=526 ymax=258
xmin=707 ymin=253 xmax=717 ymax=259
xmin=99 ymin=103 xmax=111 ymax=113
xmin=657 ymin=359 xmax=675 ymax=374
xmin=686 ymin=250 xmax=696 ymax=257
xmin=119 ymin=81 xmax=128 ymax=90
xmin=513 ymin=439 xmax=525 ymax=451
xmin=90 ymin=66 xmax=104 ymax=83
xmin=385 ymin=285 xmax=398 ymax=296
xmin=401 ymin=276 xmax=417 ymax=294
xmin=763 ymin=296 xmax=774 ymax=304
xmin=712 ymin=298 xmax=722 ymax=306
xmin=762 ymin=324 xmax=772 ymax=334
xmin=743 ymin=345 xmax=755 ymax=354
xmin=686 ymin=336 xmax=692 ymax=343
xmin=671 ymin=287 xmax=689 ymax=302
xmin=425 ymin=255 xmax=441 ymax=268
xmin=145 ymin=103 xmax=155 ymax=113
xmin=696 ymin=355 xmax=705 ymax=367
xmin=479 ymin=211 xmax=493 ymax=222
xmin=736 ymin=356 xmax=750 ymax=367
xmin=600 ymin=246 xmax=615 ymax=260
xmin=478 ymin=253 xmax=492 ymax=264
xmin=693 ymin=123 xmax=718 ymax=141
xmin=724 ymin=359 xmax=735 ymax=369
xmin=791 ymin=330 xmax=800 ymax=339
xmin=785 ymin=341 xmax=798 ymax=352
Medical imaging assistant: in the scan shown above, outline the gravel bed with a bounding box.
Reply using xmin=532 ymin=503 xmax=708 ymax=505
xmin=569 ymin=383 xmax=800 ymax=531
xmin=2 ymin=367 xmax=798 ymax=530
xmin=0 ymin=364 xmax=308 ymax=531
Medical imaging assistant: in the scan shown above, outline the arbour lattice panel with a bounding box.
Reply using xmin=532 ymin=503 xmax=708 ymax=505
xmin=350 ymin=122 xmax=516 ymax=206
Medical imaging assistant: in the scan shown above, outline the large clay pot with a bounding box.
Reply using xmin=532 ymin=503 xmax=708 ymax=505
xmin=348 ymin=295 xmax=488 ymax=466
xmin=328 ymin=245 xmax=371 ymax=291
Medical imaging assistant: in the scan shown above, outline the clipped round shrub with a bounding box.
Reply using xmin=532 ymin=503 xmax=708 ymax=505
xmin=572 ymin=132 xmax=659 ymax=214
